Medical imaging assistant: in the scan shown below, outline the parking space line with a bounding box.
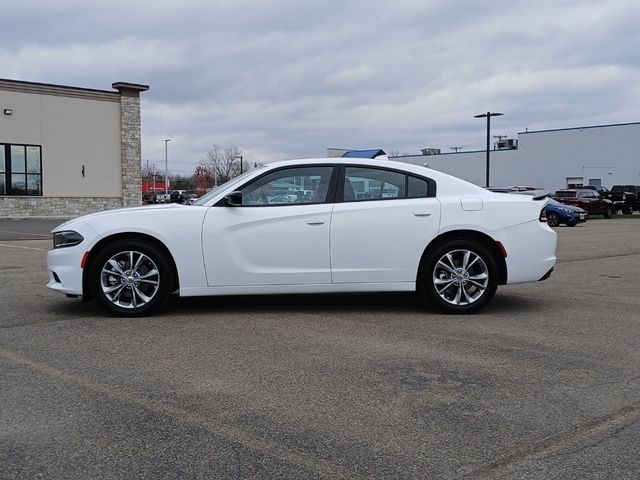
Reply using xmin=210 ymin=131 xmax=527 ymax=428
xmin=0 ymin=348 xmax=361 ymax=479
xmin=459 ymin=399 xmax=640 ymax=478
xmin=0 ymin=243 xmax=48 ymax=251
xmin=0 ymin=230 xmax=51 ymax=237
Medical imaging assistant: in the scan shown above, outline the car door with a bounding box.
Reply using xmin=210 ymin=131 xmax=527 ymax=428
xmin=330 ymin=165 xmax=441 ymax=284
xmin=202 ymin=165 xmax=337 ymax=287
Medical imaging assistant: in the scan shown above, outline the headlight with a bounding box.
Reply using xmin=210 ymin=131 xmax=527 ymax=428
xmin=53 ymin=231 xmax=84 ymax=249
xmin=561 ymin=208 xmax=574 ymax=213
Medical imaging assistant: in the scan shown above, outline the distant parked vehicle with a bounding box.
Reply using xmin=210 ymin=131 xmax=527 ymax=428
xmin=142 ymin=192 xmax=157 ymax=204
xmin=602 ymin=185 xmax=639 ymax=214
xmin=170 ymin=190 xmax=188 ymax=203
xmin=545 ymin=198 xmax=587 ymax=227
xmin=156 ymin=193 xmax=171 ymax=204
xmin=553 ymin=189 xmax=613 ymax=217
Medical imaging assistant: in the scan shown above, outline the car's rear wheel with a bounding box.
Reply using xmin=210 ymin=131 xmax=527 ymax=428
xmin=623 ymin=205 xmax=633 ymax=215
xmin=419 ymin=239 xmax=498 ymax=314
xmin=90 ymin=239 xmax=174 ymax=317
xmin=547 ymin=212 xmax=560 ymax=227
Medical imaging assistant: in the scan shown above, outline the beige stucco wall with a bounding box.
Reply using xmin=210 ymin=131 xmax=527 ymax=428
xmin=0 ymin=90 xmax=121 ymax=197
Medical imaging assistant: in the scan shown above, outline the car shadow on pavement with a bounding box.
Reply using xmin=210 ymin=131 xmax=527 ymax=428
xmin=165 ymin=292 xmax=427 ymax=316
xmin=43 ymin=291 xmax=543 ymax=321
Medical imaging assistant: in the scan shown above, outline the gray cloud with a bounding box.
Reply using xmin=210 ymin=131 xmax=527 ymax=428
xmin=2 ymin=0 xmax=639 ymax=174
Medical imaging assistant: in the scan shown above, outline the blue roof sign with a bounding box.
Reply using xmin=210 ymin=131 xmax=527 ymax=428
xmin=341 ymin=149 xmax=386 ymax=159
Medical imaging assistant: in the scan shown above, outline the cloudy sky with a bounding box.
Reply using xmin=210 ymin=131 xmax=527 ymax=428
xmin=3 ymin=0 xmax=639 ymax=175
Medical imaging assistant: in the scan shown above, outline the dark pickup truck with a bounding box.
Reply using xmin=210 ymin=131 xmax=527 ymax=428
xmin=602 ymin=185 xmax=640 ymax=214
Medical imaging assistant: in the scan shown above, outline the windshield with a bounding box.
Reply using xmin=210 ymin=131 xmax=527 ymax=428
xmin=191 ymin=166 xmax=268 ymax=206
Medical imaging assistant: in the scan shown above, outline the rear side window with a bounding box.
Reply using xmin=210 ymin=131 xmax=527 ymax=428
xmin=343 ymin=166 xmax=432 ymax=202
xmin=407 ymin=176 xmax=430 ymax=198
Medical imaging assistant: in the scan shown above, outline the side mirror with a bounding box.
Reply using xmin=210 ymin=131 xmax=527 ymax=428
xmin=225 ymin=191 xmax=243 ymax=207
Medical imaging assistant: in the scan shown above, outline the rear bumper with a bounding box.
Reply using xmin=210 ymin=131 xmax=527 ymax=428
xmin=539 ymin=267 xmax=554 ymax=281
xmin=492 ymin=220 xmax=557 ymax=285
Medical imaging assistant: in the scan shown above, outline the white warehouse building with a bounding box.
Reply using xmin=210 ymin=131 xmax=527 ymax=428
xmin=392 ymin=121 xmax=640 ymax=191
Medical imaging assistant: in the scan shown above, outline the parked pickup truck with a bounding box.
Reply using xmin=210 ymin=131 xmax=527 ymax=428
xmin=602 ymin=185 xmax=640 ymax=214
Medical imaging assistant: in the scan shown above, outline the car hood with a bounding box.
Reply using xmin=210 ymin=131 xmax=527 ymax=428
xmin=549 ymin=203 xmax=585 ymax=213
xmin=52 ymin=204 xmax=186 ymax=232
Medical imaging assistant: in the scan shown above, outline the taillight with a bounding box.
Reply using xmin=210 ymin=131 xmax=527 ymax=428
xmin=539 ymin=209 xmax=547 ymax=222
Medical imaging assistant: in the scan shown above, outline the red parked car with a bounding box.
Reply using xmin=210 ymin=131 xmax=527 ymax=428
xmin=552 ymin=189 xmax=613 ymax=217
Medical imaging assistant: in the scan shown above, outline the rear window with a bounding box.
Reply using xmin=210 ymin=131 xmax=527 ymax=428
xmin=611 ymin=185 xmax=635 ymax=192
xmin=554 ymin=191 xmax=576 ymax=198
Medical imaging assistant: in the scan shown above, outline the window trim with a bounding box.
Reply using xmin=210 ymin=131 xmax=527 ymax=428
xmin=214 ymin=164 xmax=339 ymax=207
xmin=1 ymin=143 xmax=43 ymax=196
xmin=336 ymin=164 xmax=437 ymax=203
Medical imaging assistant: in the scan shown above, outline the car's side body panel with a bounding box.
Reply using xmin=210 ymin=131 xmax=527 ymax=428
xmin=202 ymin=204 xmax=332 ymax=286
xmin=330 ymin=197 xmax=441 ymax=283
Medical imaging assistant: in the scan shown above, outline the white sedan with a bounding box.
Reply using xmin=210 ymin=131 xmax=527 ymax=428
xmin=47 ymin=158 xmax=557 ymax=316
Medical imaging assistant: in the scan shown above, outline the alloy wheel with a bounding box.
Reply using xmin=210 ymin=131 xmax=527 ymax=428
xmin=100 ymin=251 xmax=160 ymax=309
xmin=432 ymin=249 xmax=489 ymax=306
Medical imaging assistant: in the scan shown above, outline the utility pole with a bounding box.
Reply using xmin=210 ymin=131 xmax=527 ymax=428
xmin=474 ymin=112 xmax=504 ymax=187
xmin=450 ymin=146 xmax=463 ymax=153
xmin=163 ymin=139 xmax=171 ymax=195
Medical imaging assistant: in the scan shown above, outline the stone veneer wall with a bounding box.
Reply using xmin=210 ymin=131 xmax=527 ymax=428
xmin=0 ymin=197 xmax=123 ymax=217
xmin=120 ymin=95 xmax=143 ymax=208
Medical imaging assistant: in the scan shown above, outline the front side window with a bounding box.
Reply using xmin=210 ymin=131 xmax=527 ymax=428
xmin=240 ymin=166 xmax=334 ymax=206
xmin=1 ymin=144 xmax=42 ymax=196
xmin=343 ymin=167 xmax=431 ymax=201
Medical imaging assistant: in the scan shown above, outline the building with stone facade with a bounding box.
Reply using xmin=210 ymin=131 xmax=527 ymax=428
xmin=0 ymin=78 xmax=148 ymax=217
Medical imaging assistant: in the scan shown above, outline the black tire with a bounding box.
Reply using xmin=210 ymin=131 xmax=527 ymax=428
xmin=604 ymin=206 xmax=612 ymax=219
xmin=547 ymin=212 xmax=560 ymax=227
xmin=418 ymin=239 xmax=498 ymax=314
xmin=623 ymin=205 xmax=633 ymax=215
xmin=89 ymin=239 xmax=174 ymax=317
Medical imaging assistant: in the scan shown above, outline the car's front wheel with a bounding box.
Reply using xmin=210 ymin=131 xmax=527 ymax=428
xmin=89 ymin=239 xmax=174 ymax=317
xmin=419 ymin=239 xmax=498 ymax=314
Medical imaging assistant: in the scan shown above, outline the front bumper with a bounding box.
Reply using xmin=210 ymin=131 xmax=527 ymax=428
xmin=47 ymin=221 xmax=98 ymax=296
xmin=47 ymin=245 xmax=86 ymax=296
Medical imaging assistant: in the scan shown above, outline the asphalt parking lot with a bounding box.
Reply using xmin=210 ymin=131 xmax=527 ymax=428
xmin=1 ymin=217 xmax=640 ymax=479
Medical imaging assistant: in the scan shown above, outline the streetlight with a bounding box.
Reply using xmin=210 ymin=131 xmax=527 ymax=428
xmin=474 ymin=112 xmax=503 ymax=187
xmin=235 ymin=155 xmax=244 ymax=175
xmin=163 ymin=139 xmax=171 ymax=194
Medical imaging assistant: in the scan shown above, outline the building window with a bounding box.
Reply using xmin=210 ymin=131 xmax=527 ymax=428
xmin=1 ymin=144 xmax=42 ymax=196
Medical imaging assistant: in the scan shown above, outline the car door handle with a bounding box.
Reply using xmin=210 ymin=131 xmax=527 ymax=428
xmin=305 ymin=218 xmax=325 ymax=225
xmin=413 ymin=210 xmax=432 ymax=217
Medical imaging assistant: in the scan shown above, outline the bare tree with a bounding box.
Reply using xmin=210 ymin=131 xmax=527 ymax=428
xmin=203 ymin=145 xmax=247 ymax=185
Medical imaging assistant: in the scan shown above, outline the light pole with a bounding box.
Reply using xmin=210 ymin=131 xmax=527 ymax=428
xmin=163 ymin=139 xmax=171 ymax=194
xmin=235 ymin=155 xmax=244 ymax=175
xmin=474 ymin=112 xmax=503 ymax=187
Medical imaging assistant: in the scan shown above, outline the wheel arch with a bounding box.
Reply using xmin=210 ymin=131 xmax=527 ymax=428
xmin=81 ymin=232 xmax=179 ymax=301
xmin=417 ymin=229 xmax=508 ymax=287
